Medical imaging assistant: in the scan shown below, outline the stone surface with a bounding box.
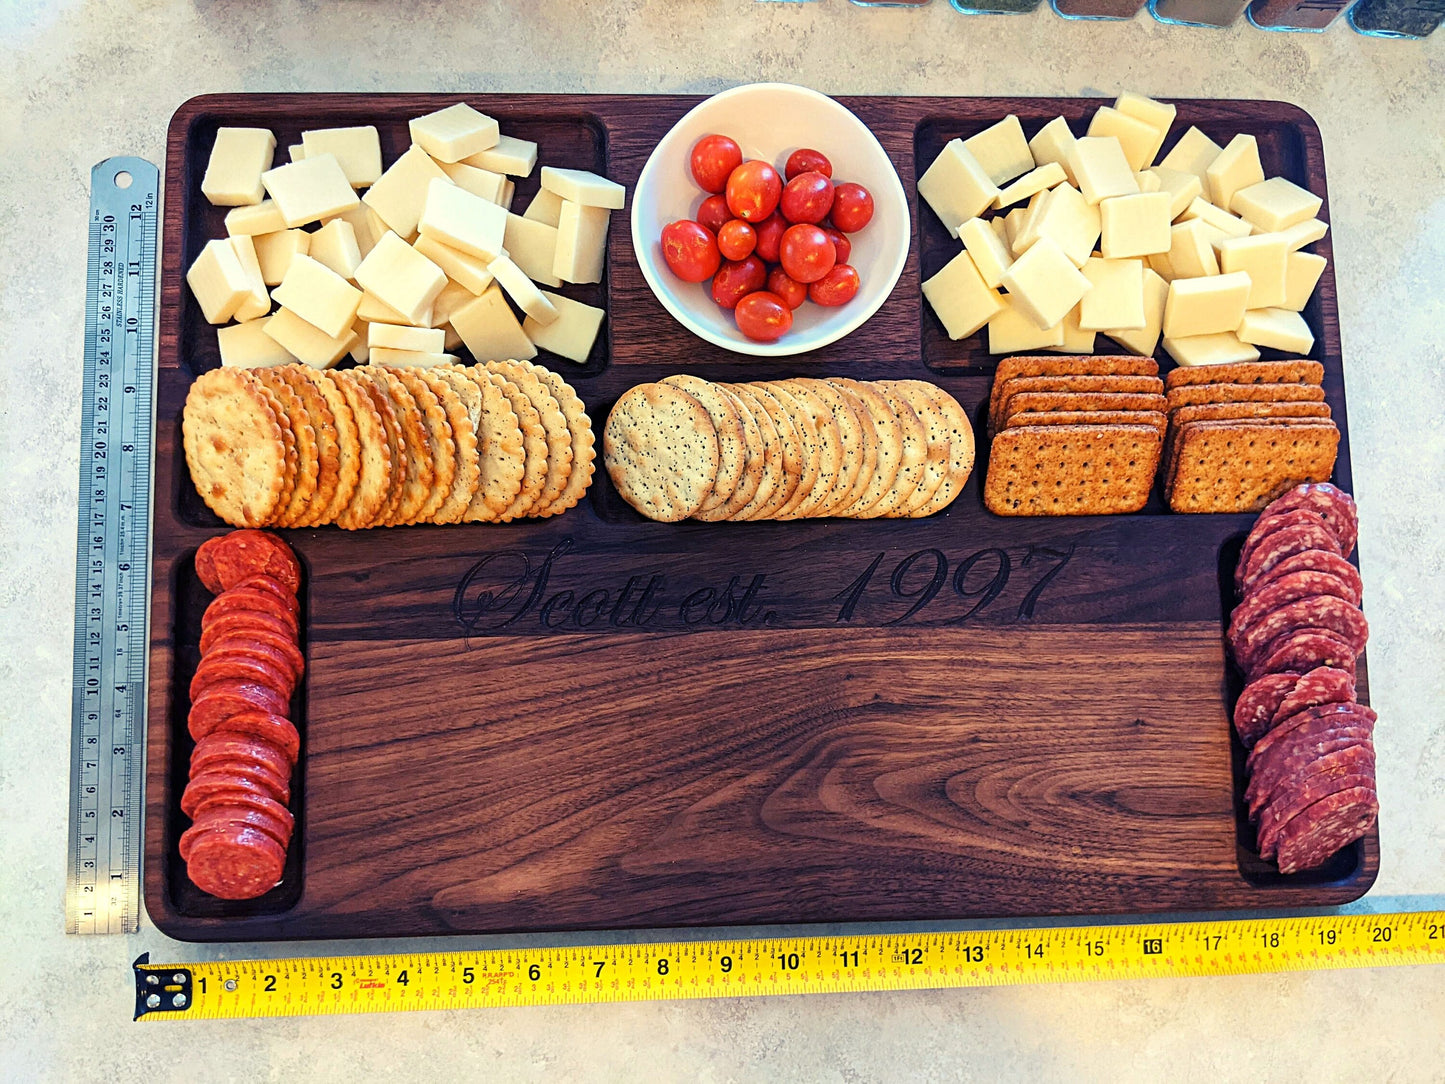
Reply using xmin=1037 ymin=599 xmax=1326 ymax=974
xmin=1 ymin=1 xmax=1442 ymax=1078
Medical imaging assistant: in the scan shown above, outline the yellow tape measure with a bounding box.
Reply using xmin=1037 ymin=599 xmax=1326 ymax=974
xmin=135 ymin=911 xmax=1444 ymax=1020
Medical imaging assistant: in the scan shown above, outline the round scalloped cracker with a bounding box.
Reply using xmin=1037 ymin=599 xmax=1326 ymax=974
xmin=819 ymin=379 xmax=878 ymax=517
xmin=520 ymin=361 xmax=596 ymax=518
xmin=446 ymin=366 xmax=525 ymax=523
xmin=368 ymin=367 xmax=435 ymax=526
xmin=300 ymin=368 xmax=361 ymax=525
xmin=694 ymin=383 xmax=764 ymax=520
xmin=421 ymin=368 xmax=482 ymax=525
xmin=253 ymin=370 xmax=319 ymax=529
xmin=273 ymin=366 xmax=340 ymax=528
xmin=660 ymin=375 xmax=747 ymax=514
xmin=859 ymin=381 xmax=927 ymax=518
xmin=604 ymin=382 xmax=719 ymax=522
xmin=702 ymin=383 xmax=785 ymax=522
xmin=388 ymin=366 xmax=456 ymax=525
xmin=736 ymin=384 xmax=804 ymax=521
xmin=345 ymin=367 xmax=406 ymax=528
xmin=793 ymin=378 xmax=866 ymax=519
xmin=328 ymin=369 xmax=392 ymax=530
xmin=768 ymin=380 xmax=843 ymax=521
xmin=887 ymin=380 xmax=955 ymax=518
xmin=486 ymin=371 xmax=548 ymax=521
xmin=485 ymin=361 xmax=573 ymax=516
xmin=909 ymin=384 xmax=975 ymax=518
xmin=830 ymin=378 xmax=904 ymax=519
xmin=246 ymin=375 xmax=297 ymax=524
xmin=182 ymin=369 xmax=288 ymax=528
xmin=757 ymin=382 xmax=823 ymax=521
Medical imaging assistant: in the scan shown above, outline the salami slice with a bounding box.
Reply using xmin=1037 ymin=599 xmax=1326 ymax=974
xmin=1249 ymin=628 xmax=1357 ymax=682
xmin=1236 ymin=596 xmax=1369 ymax=671
xmin=1255 ymin=745 xmax=1377 ymax=858
xmin=195 ymin=531 xmax=302 ymax=595
xmin=198 ymin=633 xmax=304 ymax=686
xmin=190 ymin=650 xmax=294 ymax=702
xmin=191 ymin=733 xmax=294 ymax=778
xmin=185 ymin=824 xmax=287 ymax=900
xmin=180 ymin=802 xmax=293 ymax=859
xmin=230 ymin=573 xmax=300 ymax=615
xmin=187 ymin=790 xmax=294 ymax=837
xmin=1237 ymin=522 xmax=1342 ymax=594
xmin=1245 ymin=731 xmax=1374 ymax=815
xmin=206 ymin=711 xmax=301 ymax=762
xmin=1270 ymin=667 xmax=1356 ymax=729
xmin=1258 ymin=482 xmax=1358 ymax=559
xmin=1247 ymin=701 xmax=1377 ymax=766
xmin=1238 ymin=510 xmax=1327 ymax=581
xmin=1228 ymin=572 xmax=1362 ymax=648
xmin=1273 ymin=785 xmax=1378 ymax=875
xmin=1248 ymin=550 xmax=1362 ymax=607
xmin=199 ymin=611 xmax=299 ymax=653
xmin=181 ymin=765 xmax=290 ymax=816
xmin=187 ymin=681 xmax=290 ymax=740
xmin=1232 ymin=672 xmax=1302 ymax=748
xmin=202 ymin=588 xmax=300 ymax=635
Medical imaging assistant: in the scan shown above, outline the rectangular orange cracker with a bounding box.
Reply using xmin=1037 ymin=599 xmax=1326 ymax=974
xmin=1002 ymin=390 xmax=1169 ymax=425
xmin=1163 ymin=360 xmax=1324 ymax=390
xmin=989 ymin=355 xmax=1160 ymax=435
xmin=990 ymin=373 xmax=1164 ymax=434
xmin=1165 ymin=419 xmax=1339 ymax=513
xmin=1165 ymin=382 xmax=1327 ymax=410
xmin=1162 ymin=415 xmax=1328 ymax=500
xmin=985 ymin=423 xmax=1163 ymax=516
xmin=1007 ymin=409 xmax=1167 ymax=433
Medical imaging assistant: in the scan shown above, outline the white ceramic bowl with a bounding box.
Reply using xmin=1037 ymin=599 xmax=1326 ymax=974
xmin=630 ymin=83 xmax=910 ymax=358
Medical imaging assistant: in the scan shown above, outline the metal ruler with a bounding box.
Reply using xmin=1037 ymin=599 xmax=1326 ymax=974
xmin=66 ymin=157 xmax=160 ymax=935
xmin=134 ymin=910 xmax=1443 ymax=1019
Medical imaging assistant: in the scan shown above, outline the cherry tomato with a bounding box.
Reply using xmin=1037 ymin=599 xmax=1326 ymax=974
xmin=690 ymin=134 xmax=743 ymax=194
xmin=766 ymin=267 xmax=808 ymax=310
xmin=779 ymin=171 xmax=835 ymax=225
xmin=711 ymin=255 xmax=768 ymax=310
xmin=697 ymin=194 xmax=732 ymax=236
xmin=753 ymin=212 xmax=788 ymax=263
xmin=808 ymin=263 xmax=861 ymax=307
xmin=725 ymin=160 xmax=782 ymax=222
xmin=830 ymin=182 xmax=875 ymax=233
xmin=779 ymin=223 xmax=837 ymax=284
xmin=716 ymin=219 xmax=757 ymax=262
xmin=785 ymin=148 xmax=833 ymax=181
xmin=822 ymin=227 xmax=851 ymax=265
xmin=660 ymin=220 xmax=720 ymax=283
xmin=734 ymin=291 xmax=794 ymax=343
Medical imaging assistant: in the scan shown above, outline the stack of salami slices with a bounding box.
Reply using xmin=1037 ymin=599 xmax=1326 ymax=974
xmin=180 ymin=530 xmax=304 ymax=900
xmin=1227 ymin=483 xmax=1377 ymax=875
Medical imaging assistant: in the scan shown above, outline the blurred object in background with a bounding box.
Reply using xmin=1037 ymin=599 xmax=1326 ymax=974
xmin=950 ymin=0 xmax=1043 ymax=12
xmin=1247 ymin=0 xmax=1350 ymax=27
xmin=1150 ymin=0 xmax=1250 ymax=25
xmin=1053 ymin=0 xmax=1150 ymax=19
xmin=1348 ymin=0 xmax=1445 ymax=35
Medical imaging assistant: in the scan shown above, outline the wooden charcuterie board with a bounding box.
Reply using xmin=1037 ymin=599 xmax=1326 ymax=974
xmin=145 ymin=93 xmax=1373 ymax=942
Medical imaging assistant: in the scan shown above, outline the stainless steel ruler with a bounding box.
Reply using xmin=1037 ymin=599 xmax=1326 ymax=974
xmin=66 ymin=157 xmax=160 ymax=935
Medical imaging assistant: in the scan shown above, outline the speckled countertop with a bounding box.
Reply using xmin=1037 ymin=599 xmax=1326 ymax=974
xmin=1 ymin=1 xmax=1442 ymax=1079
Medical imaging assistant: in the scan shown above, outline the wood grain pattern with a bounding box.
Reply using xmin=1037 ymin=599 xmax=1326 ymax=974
xmin=146 ymin=94 xmax=1373 ymax=942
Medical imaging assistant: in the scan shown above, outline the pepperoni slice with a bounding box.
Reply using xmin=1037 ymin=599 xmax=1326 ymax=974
xmin=205 ymin=712 xmax=300 ymax=762
xmin=187 ymin=791 xmax=293 ymax=837
xmin=195 ymin=531 xmax=302 ymax=595
xmin=202 ymin=588 xmax=300 ymax=635
xmin=199 ymin=611 xmax=299 ymax=652
xmin=181 ymin=766 xmax=289 ymax=817
xmin=203 ymin=630 xmax=304 ymax=685
xmin=188 ymin=681 xmax=289 ymax=740
xmin=1232 ymin=672 xmax=1302 ymax=749
xmin=185 ymin=824 xmax=287 ymax=899
xmin=1273 ymin=785 xmax=1378 ymax=875
xmin=1245 ymin=550 xmax=1362 ymax=607
xmin=230 ymin=574 xmax=300 ymax=616
xmin=191 ymin=733 xmax=294 ymax=778
xmin=1258 ymin=482 xmax=1358 ymax=559
xmin=180 ymin=802 xmax=293 ymax=859
xmin=190 ymin=650 xmax=294 ymax=702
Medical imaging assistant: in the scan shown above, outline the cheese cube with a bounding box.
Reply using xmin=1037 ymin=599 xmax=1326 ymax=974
xmin=1078 ymin=257 xmax=1145 ymax=331
xmin=419 ymin=178 xmax=508 ymax=261
xmin=1281 ymin=218 xmax=1329 ymax=251
xmin=261 ymin=154 xmax=359 ymax=228
xmin=226 ymin=235 xmax=271 ymax=322
xmin=1099 ymin=192 xmax=1172 ymax=258
xmin=1086 ymin=107 xmax=1159 ymax=172
xmin=522 ymin=189 xmax=565 ymax=228
xmin=289 ymin=144 xmax=306 ymax=164
xmin=537 ymin=166 xmax=626 ymax=210
xmin=201 ymin=127 xmax=276 ymax=206
xmin=960 ymin=217 xmax=1013 ymax=289
xmin=1231 ymin=177 xmax=1323 ymax=232
xmin=962 ymin=115 xmax=1034 ymax=186
xmin=918 ymin=140 xmax=1000 ymax=238
xmin=358 ymin=289 xmax=421 ymax=327
xmin=1146 ymin=250 xmax=1176 ymax=282
xmin=524 ymin=292 xmax=605 ymax=364
xmin=1168 ymin=219 xmax=1221 ymax=279
xmin=992 ymin=163 xmax=1067 ymax=210
xmin=987 ymin=296 xmax=1066 ymax=354
xmin=1146 ymin=166 xmax=1204 ymax=221
xmin=1067 ymin=137 xmax=1140 ymax=205
xmin=922 ymin=250 xmax=1004 ymax=340
xmin=552 ymin=202 xmax=608 ymax=285
xmin=1046 ymin=305 xmax=1097 ymax=354
xmin=461 ymin=134 xmax=539 ymax=178
xmin=1162 ymin=331 xmax=1260 ymax=368
xmin=354 ymin=231 xmax=447 ymax=327
xmin=408 ymin=102 xmax=500 ymax=163
xmin=450 ymin=285 xmax=536 ymax=362
xmin=270 ymin=253 xmax=362 ymax=339
xmin=186 ymin=239 xmax=252 ymax=324
xmin=1158 ymin=126 xmax=1222 ymax=189
xmin=503 ymin=212 xmax=564 ymax=287
xmin=441 ymin=324 xmax=463 ymax=352
xmin=218 ymin=317 xmax=295 ymax=368
xmin=1283 ymin=252 xmax=1327 ymax=311
xmin=1218 ymin=232 xmax=1289 ymax=309
xmin=989 ymin=215 xmax=1009 ymax=244
xmin=348 ymin=319 xmax=369 ymax=364
xmin=1028 ymin=117 xmax=1079 ymax=186
xmin=431 ymin=280 xmax=476 ymax=328
xmin=308 ymin=219 xmax=363 ymax=281
xmin=323 ymin=203 xmax=387 ymax=259
xmin=1180 ymin=198 xmax=1254 ymax=246
xmin=1238 ymin=307 xmax=1314 ymax=354
xmin=253 ymin=229 xmax=310 ymax=287
xmin=225 ymin=200 xmax=286 ymax=237
xmin=1113 ymin=93 xmax=1176 ymax=166
xmin=1205 ymin=134 xmax=1264 ymax=213
xmin=498 ymin=180 xmax=516 ymax=212
xmin=368 ymin=347 xmax=459 ymax=368
xmin=412 ymin=233 xmax=496 ymax=296
xmin=1104 ymin=267 xmax=1169 ymax=357
xmin=301 ymin=126 xmax=383 ymax=188
xmin=1000 ymin=236 xmax=1092 ymax=331
xmin=1163 ymin=272 xmax=1252 ymax=338
xmin=363 ymin=146 xmax=453 ymax=240
xmin=1004 ymin=207 xmax=1029 ymax=253
xmin=487 ymin=253 xmax=558 ymax=325
xmin=438 ymin=160 xmax=508 ymax=203
xmin=262 ymin=307 xmax=357 ymax=368
xmin=1021 ymin=183 xmax=1102 ymax=267
xmin=1135 ymin=170 xmax=1162 ymax=194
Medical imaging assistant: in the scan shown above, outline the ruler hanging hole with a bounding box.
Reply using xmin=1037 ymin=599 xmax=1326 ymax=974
xmin=114 ymin=170 xmax=133 ymax=189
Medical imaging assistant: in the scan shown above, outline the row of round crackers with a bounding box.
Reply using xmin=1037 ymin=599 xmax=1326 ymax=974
xmin=602 ymin=376 xmax=975 ymax=523
xmin=183 ymin=360 xmax=594 ymax=529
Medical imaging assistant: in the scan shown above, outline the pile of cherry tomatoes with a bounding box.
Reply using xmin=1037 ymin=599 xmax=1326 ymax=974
xmin=660 ymin=134 xmax=875 ymax=344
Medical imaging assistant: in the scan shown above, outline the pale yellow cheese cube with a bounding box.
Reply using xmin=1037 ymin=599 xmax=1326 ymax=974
xmin=218 ymin=318 xmax=295 ymax=368
xmin=522 ymin=189 xmax=565 ymax=228
xmin=1146 ymin=250 xmax=1176 ymax=282
xmin=498 ymin=180 xmax=516 ymax=212
xmin=1028 ymin=117 xmax=1079 ymax=186
xmin=962 ymin=115 xmax=1034 ymax=186
xmin=438 ymin=160 xmax=508 ymax=203
xmin=1004 ymin=207 xmax=1029 ymax=254
xmin=461 ymin=134 xmax=539 ymax=178
xmin=226 ymin=235 xmax=271 ymax=322
xmin=363 ymin=146 xmax=453 ymax=240
xmin=1099 ymin=192 xmax=1172 ymax=258
xmin=412 ymin=233 xmax=496 ymax=296
xmin=488 ymin=253 xmax=559 ymax=325
xmin=270 ymin=253 xmax=362 ymax=339
xmin=1281 ymin=218 xmax=1329 ymax=251
xmin=358 ymin=289 xmax=422 ymax=327
xmin=431 ymin=280 xmax=476 ymax=328
xmin=1135 ymin=170 xmax=1162 ymax=194
xmin=922 ymin=249 xmax=1004 ymax=340
xmin=1086 ymin=107 xmax=1159 ymax=172
xmin=1168 ymin=219 xmax=1220 ymax=278
xmin=186 ymin=239 xmax=252 ymax=324
xmin=1000 ymin=236 xmax=1092 ymax=331
xmin=1283 ymin=252 xmax=1327 ymax=311
xmin=1218 ymin=232 xmax=1289 ymax=309
xmin=1104 ymin=267 xmax=1169 ymax=357
xmin=408 ymin=102 xmax=500 ymax=163
xmin=1045 ymin=305 xmax=1097 ymax=354
xmin=539 ymin=167 xmax=627 ymax=210
xmin=504 ymin=212 xmax=564 ymax=287
xmin=1145 ymin=166 xmax=1204 ymax=221
xmin=959 ymin=217 xmax=1013 ymax=289
xmin=1078 ymin=257 xmax=1145 ymax=331
xmin=308 ymin=219 xmax=363 ymax=281
xmin=348 ymin=318 xmax=369 ymax=364
xmin=323 ymin=203 xmax=387 ymax=259
xmin=262 ymin=307 xmax=357 ymax=368
xmin=553 ymin=202 xmax=608 ymax=285
xmin=419 ymin=178 xmax=509 ymax=261
xmin=354 ymin=231 xmax=447 ymax=327
xmin=201 ymin=127 xmax=276 ymax=206
xmin=368 ymin=346 xmax=458 ymax=368
xmin=1067 ymin=137 xmax=1140 ymax=206
xmin=1163 ymin=272 xmax=1252 ymax=338
xmin=261 ymin=153 xmax=359 ymax=228
xmin=288 ymin=144 xmax=306 ymax=164
xmin=1021 ymin=183 xmax=1101 ymax=267
xmin=301 ymin=126 xmax=383 ymax=188
xmin=1162 ymin=331 xmax=1260 ymax=368
xmin=451 ymin=285 xmax=536 ymax=362
xmin=989 ymin=216 xmax=1009 ymax=245
xmin=1237 ymin=307 xmax=1314 ymax=354
xmin=1158 ymin=126 xmax=1222 ymax=189
xmin=992 ymin=163 xmax=1067 ymax=210
xmin=1205 ymin=134 xmax=1264 ymax=213
xmin=1180 ymin=198 xmax=1254 ymax=246
xmin=917 ymin=139 xmax=999 ymax=238
xmin=987 ymin=296 xmax=1066 ymax=354
xmin=441 ymin=324 xmax=462 ymax=352
xmin=1113 ymin=93 xmax=1176 ymax=166
xmin=224 ymin=200 xmax=286 ymax=237
xmin=1230 ymin=177 xmax=1323 ymax=232
xmin=253 ymin=229 xmax=310 ymax=287
xmin=525 ymin=292 xmax=605 ymax=364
